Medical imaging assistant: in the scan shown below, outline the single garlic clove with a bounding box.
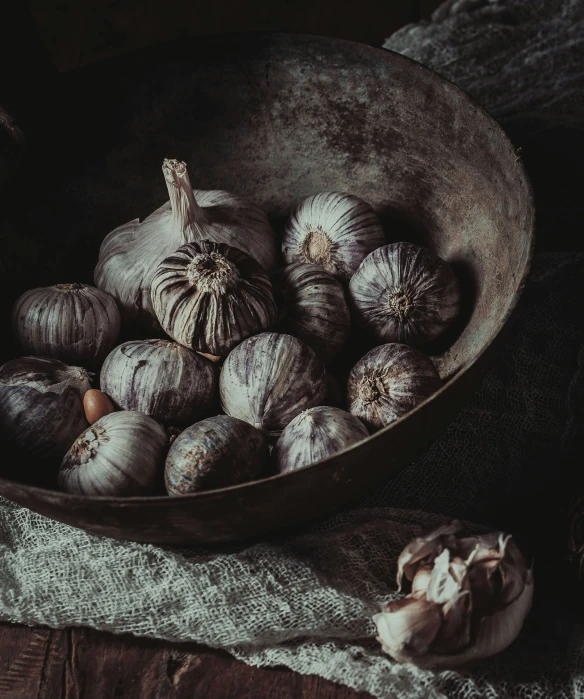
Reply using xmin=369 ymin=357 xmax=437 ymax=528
xmin=220 ymin=332 xmax=328 ymax=437
xmin=0 ymin=356 xmax=90 ymax=461
xmin=11 ymin=283 xmax=121 ymax=369
xmin=94 ymin=158 xmax=278 ymax=329
xmin=273 ymin=406 xmax=368 ymax=473
xmin=282 ymin=192 xmax=385 ymax=283
xmin=83 ymin=389 xmax=115 ymax=424
xmin=151 ymin=241 xmax=277 ymax=356
xmin=59 ymin=411 xmax=167 ymax=496
xmin=349 ymin=242 xmax=461 ymax=346
xmin=164 ymin=415 xmax=268 ymax=495
xmin=100 ymin=339 xmax=218 ymax=426
xmin=271 ymin=262 xmax=351 ymax=361
xmin=347 ymin=343 xmax=442 ymax=432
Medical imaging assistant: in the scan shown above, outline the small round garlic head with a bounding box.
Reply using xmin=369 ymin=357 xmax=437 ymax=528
xmin=273 ymin=406 xmax=368 ymax=474
xmin=100 ymin=339 xmax=218 ymax=426
xmin=59 ymin=411 xmax=167 ymax=496
xmin=282 ymin=192 xmax=385 ymax=282
xmin=165 ymin=415 xmax=268 ymax=495
xmin=219 ymin=332 xmax=328 ymax=437
xmin=11 ymin=283 xmax=121 ymax=368
xmin=347 ymin=343 xmax=441 ymax=431
xmin=271 ymin=263 xmax=351 ymax=361
xmin=0 ymin=356 xmax=91 ymax=460
xmin=151 ymin=240 xmax=277 ymax=356
xmin=349 ymin=242 xmax=461 ymax=346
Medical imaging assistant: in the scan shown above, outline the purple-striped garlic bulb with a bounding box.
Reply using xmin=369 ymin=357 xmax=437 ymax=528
xmin=347 ymin=343 xmax=441 ymax=431
xmin=349 ymin=242 xmax=461 ymax=346
xmin=151 ymin=241 xmax=277 ymax=356
xmin=271 ymin=262 xmax=350 ymax=360
xmin=282 ymin=192 xmax=384 ymax=283
xmin=94 ymin=158 xmax=278 ymax=329
xmin=220 ymin=332 xmax=327 ymax=438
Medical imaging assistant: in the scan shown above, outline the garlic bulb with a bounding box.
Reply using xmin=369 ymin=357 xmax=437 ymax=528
xmin=0 ymin=356 xmax=90 ymax=459
xmin=282 ymin=192 xmax=384 ymax=282
xmin=59 ymin=411 xmax=167 ymax=496
xmin=94 ymin=158 xmax=278 ymax=328
xmin=151 ymin=241 xmax=277 ymax=356
xmin=220 ymin=332 xmax=327 ymax=437
xmin=11 ymin=283 xmax=121 ymax=368
xmin=165 ymin=415 xmax=268 ymax=495
xmin=272 ymin=263 xmax=350 ymax=361
xmin=100 ymin=339 xmax=218 ymax=426
xmin=273 ymin=406 xmax=368 ymax=473
xmin=347 ymin=343 xmax=441 ymax=431
xmin=373 ymin=521 xmax=534 ymax=669
xmin=349 ymin=242 xmax=461 ymax=346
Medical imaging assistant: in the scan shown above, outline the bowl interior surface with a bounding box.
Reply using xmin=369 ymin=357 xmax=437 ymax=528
xmin=0 ymin=33 xmax=533 ymax=543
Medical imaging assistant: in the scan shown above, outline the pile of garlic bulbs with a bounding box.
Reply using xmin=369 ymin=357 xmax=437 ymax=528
xmin=1 ymin=157 xmax=462 ymax=497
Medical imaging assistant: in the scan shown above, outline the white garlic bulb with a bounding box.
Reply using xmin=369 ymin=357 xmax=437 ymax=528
xmin=100 ymin=339 xmax=218 ymax=426
xmin=151 ymin=241 xmax=277 ymax=356
xmin=349 ymin=243 xmax=461 ymax=346
xmin=220 ymin=332 xmax=327 ymax=437
xmin=373 ymin=521 xmax=534 ymax=669
xmin=273 ymin=406 xmax=368 ymax=473
xmin=0 ymin=356 xmax=90 ymax=460
xmin=59 ymin=410 xmax=167 ymax=496
xmin=272 ymin=263 xmax=350 ymax=361
xmin=347 ymin=343 xmax=441 ymax=431
xmin=282 ymin=192 xmax=384 ymax=282
xmin=11 ymin=283 xmax=121 ymax=368
xmin=94 ymin=158 xmax=278 ymax=328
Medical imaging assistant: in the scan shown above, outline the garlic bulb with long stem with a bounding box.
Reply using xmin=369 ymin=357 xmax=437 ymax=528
xmin=94 ymin=158 xmax=278 ymax=328
xmin=347 ymin=343 xmax=441 ymax=431
xmin=11 ymin=283 xmax=121 ymax=368
xmin=59 ymin=411 xmax=167 ymax=496
xmin=349 ymin=242 xmax=461 ymax=346
xmin=151 ymin=241 xmax=277 ymax=356
xmin=273 ymin=406 xmax=368 ymax=473
xmin=271 ymin=263 xmax=350 ymax=361
xmin=0 ymin=356 xmax=90 ymax=460
xmin=220 ymin=332 xmax=327 ymax=437
xmin=373 ymin=520 xmax=534 ymax=669
xmin=282 ymin=192 xmax=384 ymax=283
xmin=165 ymin=415 xmax=269 ymax=495
xmin=100 ymin=339 xmax=218 ymax=426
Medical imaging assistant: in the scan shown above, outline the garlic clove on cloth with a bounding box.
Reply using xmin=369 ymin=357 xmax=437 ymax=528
xmin=373 ymin=521 xmax=534 ymax=669
xmin=94 ymin=158 xmax=278 ymax=328
xmin=282 ymin=192 xmax=385 ymax=283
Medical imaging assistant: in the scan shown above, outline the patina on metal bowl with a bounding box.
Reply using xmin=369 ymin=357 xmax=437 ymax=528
xmin=0 ymin=33 xmax=534 ymax=544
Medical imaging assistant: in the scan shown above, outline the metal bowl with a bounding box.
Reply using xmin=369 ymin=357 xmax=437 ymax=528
xmin=0 ymin=33 xmax=534 ymax=544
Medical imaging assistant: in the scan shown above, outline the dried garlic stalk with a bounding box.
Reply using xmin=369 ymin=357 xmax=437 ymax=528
xmin=373 ymin=520 xmax=534 ymax=669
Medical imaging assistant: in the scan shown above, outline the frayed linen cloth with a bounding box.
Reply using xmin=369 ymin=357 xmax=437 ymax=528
xmin=2 ymin=2 xmax=584 ymax=697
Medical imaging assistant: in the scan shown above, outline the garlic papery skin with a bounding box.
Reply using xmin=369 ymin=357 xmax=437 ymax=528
xmin=220 ymin=332 xmax=327 ymax=437
xmin=373 ymin=521 xmax=534 ymax=669
xmin=94 ymin=158 xmax=278 ymax=329
xmin=59 ymin=410 xmax=167 ymax=496
xmin=11 ymin=283 xmax=121 ymax=368
xmin=347 ymin=343 xmax=441 ymax=432
xmin=100 ymin=339 xmax=218 ymax=426
xmin=0 ymin=356 xmax=90 ymax=460
xmin=272 ymin=263 xmax=351 ymax=361
xmin=165 ymin=415 xmax=268 ymax=495
xmin=151 ymin=241 xmax=277 ymax=356
xmin=273 ymin=406 xmax=368 ymax=473
xmin=282 ymin=192 xmax=384 ymax=283
xmin=349 ymin=242 xmax=461 ymax=346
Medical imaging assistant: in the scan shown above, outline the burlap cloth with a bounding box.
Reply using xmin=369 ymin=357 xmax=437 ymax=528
xmin=2 ymin=2 xmax=584 ymax=697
